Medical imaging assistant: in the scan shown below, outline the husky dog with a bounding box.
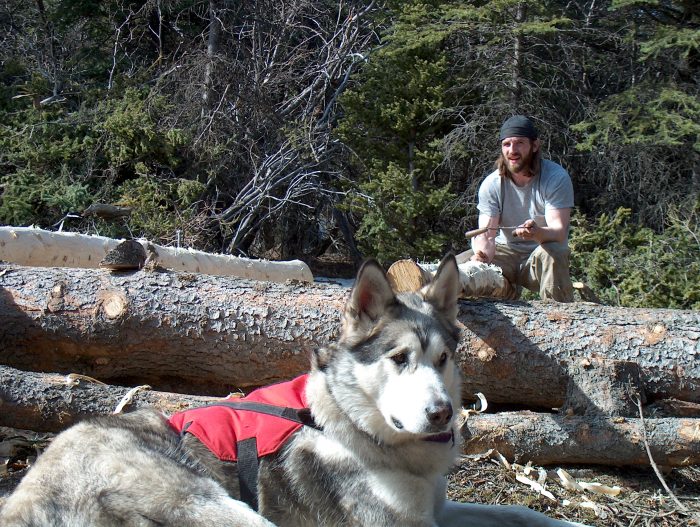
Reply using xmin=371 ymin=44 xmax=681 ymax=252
xmin=1 ymin=255 xmax=585 ymax=527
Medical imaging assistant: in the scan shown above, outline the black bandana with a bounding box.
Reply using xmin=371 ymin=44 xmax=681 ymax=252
xmin=499 ymin=115 xmax=538 ymax=140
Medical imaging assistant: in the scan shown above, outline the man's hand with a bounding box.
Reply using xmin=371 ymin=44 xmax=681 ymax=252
xmin=513 ymin=219 xmax=538 ymax=241
xmin=470 ymin=250 xmax=491 ymax=264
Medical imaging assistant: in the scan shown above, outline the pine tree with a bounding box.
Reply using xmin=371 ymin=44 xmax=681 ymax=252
xmin=571 ymin=0 xmax=699 ymax=222
xmin=337 ymin=2 xmax=462 ymax=264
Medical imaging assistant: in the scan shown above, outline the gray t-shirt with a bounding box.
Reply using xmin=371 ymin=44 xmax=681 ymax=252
xmin=477 ymin=159 xmax=574 ymax=254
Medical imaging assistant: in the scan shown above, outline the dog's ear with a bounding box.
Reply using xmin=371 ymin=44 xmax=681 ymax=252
xmin=423 ymin=253 xmax=460 ymax=322
xmin=343 ymin=259 xmax=396 ymax=334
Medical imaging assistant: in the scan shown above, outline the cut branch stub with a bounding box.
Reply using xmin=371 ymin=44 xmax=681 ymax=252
xmin=98 ymin=291 xmax=129 ymax=320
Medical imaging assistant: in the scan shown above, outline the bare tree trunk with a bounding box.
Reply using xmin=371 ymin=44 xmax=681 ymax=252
xmin=511 ymin=2 xmax=526 ymax=106
xmin=1 ymin=264 xmax=699 ymax=407
xmin=331 ymin=206 xmax=363 ymax=266
xmin=408 ymin=129 xmax=417 ymax=188
xmin=202 ymin=0 xmax=221 ymax=113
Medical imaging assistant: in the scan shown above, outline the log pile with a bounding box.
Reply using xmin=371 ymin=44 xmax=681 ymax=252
xmin=1 ymin=262 xmax=699 ymax=467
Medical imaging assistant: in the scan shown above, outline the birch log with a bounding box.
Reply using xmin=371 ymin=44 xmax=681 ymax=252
xmin=0 ymin=226 xmax=313 ymax=283
xmin=0 ymin=264 xmax=699 ymax=407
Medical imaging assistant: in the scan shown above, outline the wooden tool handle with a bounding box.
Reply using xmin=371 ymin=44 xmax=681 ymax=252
xmin=464 ymin=227 xmax=490 ymax=239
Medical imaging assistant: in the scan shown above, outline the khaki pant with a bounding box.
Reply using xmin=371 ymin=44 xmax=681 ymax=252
xmin=456 ymin=242 xmax=574 ymax=302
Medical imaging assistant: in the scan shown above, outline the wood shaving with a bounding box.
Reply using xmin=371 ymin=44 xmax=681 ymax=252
xmin=113 ymin=385 xmax=152 ymax=414
xmin=65 ymin=374 xmax=106 ymax=386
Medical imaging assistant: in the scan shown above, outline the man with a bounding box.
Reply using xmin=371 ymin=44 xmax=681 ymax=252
xmin=455 ymin=115 xmax=575 ymax=302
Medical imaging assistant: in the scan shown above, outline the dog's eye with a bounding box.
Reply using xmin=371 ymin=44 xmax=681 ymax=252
xmin=437 ymin=352 xmax=447 ymax=367
xmin=390 ymin=352 xmax=408 ymax=366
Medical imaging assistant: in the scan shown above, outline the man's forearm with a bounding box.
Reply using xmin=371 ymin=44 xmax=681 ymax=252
xmin=533 ymin=226 xmax=567 ymax=244
xmin=471 ymin=233 xmax=496 ymax=262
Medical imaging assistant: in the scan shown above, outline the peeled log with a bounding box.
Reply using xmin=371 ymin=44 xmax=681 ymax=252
xmin=2 ymin=364 xmax=698 ymax=467
xmin=0 ymin=264 xmax=699 ymax=407
xmin=0 ymin=226 xmax=313 ymax=283
xmin=461 ymin=411 xmax=700 ymax=467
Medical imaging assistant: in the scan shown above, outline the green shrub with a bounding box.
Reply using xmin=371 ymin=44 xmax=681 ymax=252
xmin=99 ymin=88 xmax=187 ymax=169
xmin=569 ymin=207 xmax=700 ymax=309
xmin=0 ymin=86 xmax=190 ymax=229
xmin=347 ymin=162 xmax=455 ymax=264
xmin=117 ymin=175 xmax=208 ymax=246
xmin=0 ymin=168 xmax=91 ymax=226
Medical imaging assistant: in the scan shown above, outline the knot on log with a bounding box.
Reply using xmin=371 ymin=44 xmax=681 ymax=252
xmin=46 ymin=283 xmax=66 ymax=313
xmin=98 ymin=291 xmax=129 ymax=320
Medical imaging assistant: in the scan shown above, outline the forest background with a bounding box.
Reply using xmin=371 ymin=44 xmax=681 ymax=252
xmin=0 ymin=0 xmax=698 ymax=310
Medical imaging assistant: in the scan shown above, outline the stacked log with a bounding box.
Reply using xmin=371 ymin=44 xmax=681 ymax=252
xmin=1 ymin=263 xmax=699 ymax=466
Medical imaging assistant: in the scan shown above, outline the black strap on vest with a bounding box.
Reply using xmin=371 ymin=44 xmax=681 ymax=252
xmin=236 ymin=437 xmax=260 ymax=511
xmin=210 ymin=400 xmax=320 ymax=430
xmin=202 ymin=400 xmax=321 ymax=511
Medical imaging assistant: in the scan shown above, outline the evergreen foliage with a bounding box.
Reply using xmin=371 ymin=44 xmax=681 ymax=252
xmin=0 ymin=0 xmax=698 ymax=309
xmin=0 ymin=85 xmax=191 ymax=241
xmin=570 ymin=0 xmax=699 ymax=220
xmin=337 ymin=2 xmax=461 ymax=264
xmin=570 ymin=207 xmax=700 ymax=309
xmin=118 ymin=176 xmax=209 ymax=247
xmin=573 ymin=86 xmax=700 ymax=152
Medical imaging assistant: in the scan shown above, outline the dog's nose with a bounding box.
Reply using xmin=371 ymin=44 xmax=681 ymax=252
xmin=426 ymin=401 xmax=453 ymax=427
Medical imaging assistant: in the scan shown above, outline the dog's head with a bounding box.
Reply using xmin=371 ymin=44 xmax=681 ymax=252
xmin=311 ymin=254 xmax=462 ymax=444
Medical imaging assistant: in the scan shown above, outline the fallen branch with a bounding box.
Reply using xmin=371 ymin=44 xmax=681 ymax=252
xmin=635 ymin=397 xmax=696 ymax=520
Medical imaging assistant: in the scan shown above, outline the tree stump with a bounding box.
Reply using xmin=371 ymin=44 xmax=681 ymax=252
xmin=386 ymin=259 xmax=432 ymax=292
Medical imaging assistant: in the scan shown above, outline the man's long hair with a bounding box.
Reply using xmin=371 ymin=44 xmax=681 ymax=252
xmin=495 ymin=140 xmax=542 ymax=180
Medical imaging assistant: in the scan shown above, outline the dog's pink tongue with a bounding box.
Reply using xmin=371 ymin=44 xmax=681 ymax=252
xmin=424 ymin=431 xmax=453 ymax=443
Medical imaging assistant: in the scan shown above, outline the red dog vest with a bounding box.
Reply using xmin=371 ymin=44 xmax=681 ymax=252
xmin=168 ymin=374 xmax=316 ymax=510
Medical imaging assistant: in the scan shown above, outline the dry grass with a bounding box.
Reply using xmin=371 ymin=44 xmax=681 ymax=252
xmin=448 ymin=456 xmax=700 ymax=526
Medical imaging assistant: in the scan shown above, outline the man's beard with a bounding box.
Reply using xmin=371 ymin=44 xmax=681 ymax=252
xmin=504 ymin=150 xmax=534 ymax=176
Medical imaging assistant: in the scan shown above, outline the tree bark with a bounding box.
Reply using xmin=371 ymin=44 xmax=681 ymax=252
xmin=202 ymin=0 xmax=221 ymax=112
xmin=461 ymin=410 xmax=700 ymax=467
xmin=1 ymin=264 xmax=699 ymax=407
xmin=511 ymin=3 xmax=526 ymax=105
xmin=0 ymin=364 xmax=219 ymax=433
xmin=2 ymin=364 xmax=697 ymax=467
